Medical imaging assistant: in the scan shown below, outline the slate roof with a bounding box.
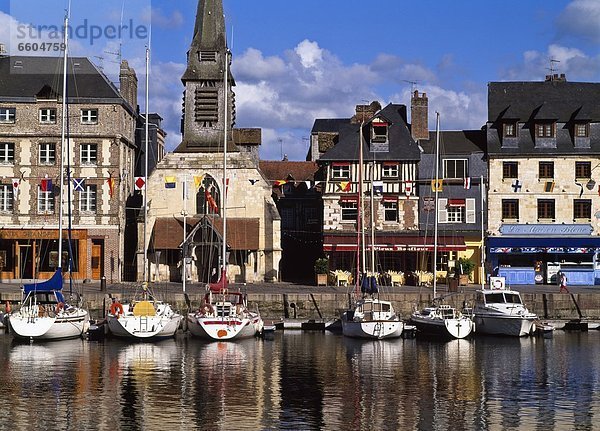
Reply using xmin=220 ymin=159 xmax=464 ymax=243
xmin=0 ymin=56 xmax=129 ymax=108
xmin=259 ymin=161 xmax=318 ymax=181
xmin=315 ymin=103 xmax=421 ymax=162
xmin=420 ymin=130 xmax=486 ymax=155
xmin=488 ymin=81 xmax=600 ymax=122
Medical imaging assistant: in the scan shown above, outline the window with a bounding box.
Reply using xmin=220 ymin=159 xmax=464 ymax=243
xmin=382 ymin=164 xmax=398 ymax=178
xmin=80 ymin=143 xmax=98 ymax=165
xmin=535 ymin=122 xmax=555 ymax=138
xmin=502 ymin=161 xmax=518 ymax=179
xmin=502 ymin=199 xmax=519 ymax=220
xmin=538 ymin=162 xmax=554 ymax=179
xmin=371 ymin=122 xmax=388 ymax=143
xmin=575 ymin=161 xmax=591 ymax=179
xmin=340 ymin=202 xmax=358 ymax=221
xmin=195 ymin=175 xmax=221 ymax=215
xmin=383 ymin=201 xmax=397 ymax=222
xmin=444 ymin=159 xmax=468 ymax=179
xmin=80 ymin=109 xmax=98 ymax=124
xmin=0 ymin=108 xmax=15 ymax=123
xmin=0 ymin=184 xmax=13 ymax=213
xmin=438 ymin=198 xmax=475 ymax=224
xmin=331 ymin=165 xmax=350 ymax=179
xmin=503 ymin=121 xmax=517 ymax=137
xmin=199 ymin=51 xmax=217 ymax=62
xmin=37 ymin=186 xmax=55 ymax=214
xmin=537 ymin=199 xmax=555 ymax=220
xmin=39 ymin=143 xmax=56 ymax=165
xmin=575 ymin=123 xmax=589 ymax=138
xmin=79 ymin=185 xmax=97 ymax=213
xmin=574 ymin=199 xmax=592 ymax=219
xmin=447 ymin=205 xmax=464 ymax=223
xmin=0 ymin=143 xmax=14 ymax=164
xmin=39 ymin=108 xmax=57 ymax=124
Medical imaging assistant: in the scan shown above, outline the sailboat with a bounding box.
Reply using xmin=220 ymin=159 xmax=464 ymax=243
xmin=410 ymin=112 xmax=474 ymax=339
xmin=186 ymin=49 xmax=264 ymax=341
xmin=7 ymin=10 xmax=89 ymax=341
xmin=106 ymin=46 xmax=182 ymax=340
xmin=340 ymin=117 xmax=404 ymax=340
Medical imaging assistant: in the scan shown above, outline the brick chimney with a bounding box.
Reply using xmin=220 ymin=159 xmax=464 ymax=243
xmin=545 ymin=73 xmax=567 ymax=82
xmin=351 ymin=101 xmax=381 ymax=124
xmin=411 ymin=90 xmax=429 ymax=141
xmin=119 ymin=60 xmax=138 ymax=109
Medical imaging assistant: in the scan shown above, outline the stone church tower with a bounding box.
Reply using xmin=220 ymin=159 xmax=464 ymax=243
xmin=142 ymin=0 xmax=282 ymax=284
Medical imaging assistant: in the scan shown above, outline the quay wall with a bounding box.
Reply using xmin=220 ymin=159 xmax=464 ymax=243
xmin=1 ymin=291 xmax=595 ymax=321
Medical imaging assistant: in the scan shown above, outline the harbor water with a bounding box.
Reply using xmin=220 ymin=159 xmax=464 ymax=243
xmin=1 ymin=330 xmax=599 ymax=430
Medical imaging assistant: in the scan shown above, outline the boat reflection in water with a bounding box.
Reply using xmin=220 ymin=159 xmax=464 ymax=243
xmin=1 ymin=332 xmax=600 ymax=430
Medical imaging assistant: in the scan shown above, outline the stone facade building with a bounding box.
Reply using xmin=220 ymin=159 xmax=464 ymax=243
xmin=0 ymin=55 xmax=138 ymax=282
xmin=144 ymin=0 xmax=281 ymax=284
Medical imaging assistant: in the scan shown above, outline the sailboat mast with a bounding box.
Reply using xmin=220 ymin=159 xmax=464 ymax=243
xmin=433 ymin=112 xmax=440 ymax=298
xmin=359 ymin=121 xmax=366 ymax=276
xmin=370 ymin=161 xmax=375 ymax=273
xmin=480 ymin=174 xmax=485 ymax=289
xmin=222 ymin=49 xmax=229 ymax=290
xmin=143 ymin=46 xmax=149 ymax=285
xmin=58 ymin=9 xmax=70 ymax=270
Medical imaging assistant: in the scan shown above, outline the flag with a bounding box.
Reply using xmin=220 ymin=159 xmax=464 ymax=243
xmin=73 ymin=178 xmax=85 ymax=192
xmin=575 ymin=180 xmax=584 ymax=198
xmin=41 ymin=178 xmax=52 ymax=192
xmin=431 ymin=179 xmax=443 ymax=192
xmin=511 ymin=179 xmax=522 ymax=192
xmin=165 ymin=176 xmax=176 ymax=189
xmin=373 ymin=181 xmax=383 ymax=194
xmin=134 ymin=177 xmax=146 ymax=191
xmin=248 ymin=179 xmax=259 ymax=185
xmin=338 ymin=181 xmax=351 ymax=192
xmin=205 ymin=189 xmax=219 ymax=213
xmin=463 ymin=177 xmax=471 ymax=189
xmin=304 ymin=181 xmax=311 ymax=189
xmin=404 ymin=181 xmax=414 ymax=197
xmin=194 ymin=175 xmax=205 ymax=189
xmin=182 ymin=180 xmax=188 ymax=200
xmin=11 ymin=178 xmax=19 ymax=201
xmin=274 ymin=180 xmax=287 ymax=187
xmin=107 ymin=177 xmax=115 ymax=198
xmin=544 ymin=181 xmax=555 ymax=193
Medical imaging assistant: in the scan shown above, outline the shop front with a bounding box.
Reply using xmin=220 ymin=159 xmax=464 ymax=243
xmin=488 ymin=224 xmax=600 ymax=286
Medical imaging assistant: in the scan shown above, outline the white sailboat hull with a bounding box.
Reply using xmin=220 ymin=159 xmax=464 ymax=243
xmin=474 ymin=313 xmax=536 ymax=337
xmin=107 ymin=301 xmax=182 ymax=340
xmin=411 ymin=312 xmax=474 ymax=339
xmin=187 ymin=314 xmax=263 ymax=340
xmin=9 ymin=309 xmax=89 ymax=340
xmin=341 ymin=317 xmax=404 ymax=339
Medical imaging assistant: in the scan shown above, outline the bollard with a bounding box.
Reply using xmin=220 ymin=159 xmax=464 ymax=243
xmin=100 ymin=276 xmax=106 ymax=292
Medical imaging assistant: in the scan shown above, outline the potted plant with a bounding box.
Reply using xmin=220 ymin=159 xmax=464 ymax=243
xmin=314 ymin=258 xmax=329 ymax=286
xmin=455 ymin=257 xmax=476 ymax=286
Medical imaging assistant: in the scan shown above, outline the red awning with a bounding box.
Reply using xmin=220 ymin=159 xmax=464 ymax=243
xmin=332 ymin=162 xmax=350 ymax=167
xmin=323 ymin=234 xmax=466 ymax=252
xmin=448 ymin=199 xmax=466 ymax=207
xmin=339 ymin=195 xmax=358 ymax=202
xmin=383 ymin=161 xmax=399 ymax=166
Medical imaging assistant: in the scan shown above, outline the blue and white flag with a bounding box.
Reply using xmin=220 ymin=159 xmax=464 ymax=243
xmin=373 ymin=181 xmax=384 ymax=194
xmin=73 ymin=178 xmax=85 ymax=192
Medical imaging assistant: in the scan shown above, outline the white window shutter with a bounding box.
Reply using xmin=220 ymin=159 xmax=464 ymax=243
xmin=466 ymin=198 xmax=476 ymax=223
xmin=438 ymin=198 xmax=448 ymax=223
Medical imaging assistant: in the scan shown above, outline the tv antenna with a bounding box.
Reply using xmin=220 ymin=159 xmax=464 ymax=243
xmin=403 ymin=80 xmax=420 ymax=93
xmin=548 ymin=58 xmax=560 ymax=77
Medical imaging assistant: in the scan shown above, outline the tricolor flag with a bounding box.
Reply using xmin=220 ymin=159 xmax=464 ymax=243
xmin=431 ymin=179 xmax=443 ymax=192
xmin=194 ymin=175 xmax=205 ymax=189
xmin=12 ymin=178 xmax=19 ymax=201
xmin=463 ymin=177 xmax=471 ymax=189
xmin=373 ymin=181 xmax=384 ymax=194
xmin=165 ymin=176 xmax=176 ymax=189
xmin=107 ymin=177 xmax=115 ymax=198
xmin=73 ymin=178 xmax=85 ymax=192
xmin=404 ymin=181 xmax=414 ymax=197
xmin=338 ymin=181 xmax=351 ymax=192
xmin=274 ymin=180 xmax=287 ymax=187
xmin=134 ymin=176 xmax=146 ymax=191
xmin=41 ymin=178 xmax=52 ymax=192
xmin=205 ymin=188 xmax=219 ymax=213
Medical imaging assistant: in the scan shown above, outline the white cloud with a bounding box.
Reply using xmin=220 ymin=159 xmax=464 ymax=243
xmin=556 ymin=0 xmax=600 ymax=44
xmin=294 ymin=39 xmax=323 ymax=69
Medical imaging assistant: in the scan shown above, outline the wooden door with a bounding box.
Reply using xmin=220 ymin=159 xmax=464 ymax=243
xmin=91 ymin=243 xmax=102 ymax=279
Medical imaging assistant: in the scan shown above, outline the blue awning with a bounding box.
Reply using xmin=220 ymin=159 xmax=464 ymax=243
xmin=488 ymin=236 xmax=600 ymax=254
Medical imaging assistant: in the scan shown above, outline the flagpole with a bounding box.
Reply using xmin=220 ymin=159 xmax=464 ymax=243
xmin=182 ymin=175 xmax=187 ymax=294
xmin=480 ymin=174 xmax=485 ymax=289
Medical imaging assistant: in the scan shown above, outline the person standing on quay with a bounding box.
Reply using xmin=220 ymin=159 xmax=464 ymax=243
xmin=559 ymin=272 xmax=569 ymax=294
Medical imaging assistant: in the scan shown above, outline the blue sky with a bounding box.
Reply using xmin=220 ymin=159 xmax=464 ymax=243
xmin=1 ymin=0 xmax=600 ymax=160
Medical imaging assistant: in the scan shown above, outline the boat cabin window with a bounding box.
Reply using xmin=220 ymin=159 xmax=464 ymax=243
xmin=216 ymin=304 xmax=231 ymax=317
xmin=484 ymin=293 xmax=505 ymax=304
xmin=504 ymin=293 xmax=522 ymax=304
xmin=32 ymin=292 xmax=57 ymax=304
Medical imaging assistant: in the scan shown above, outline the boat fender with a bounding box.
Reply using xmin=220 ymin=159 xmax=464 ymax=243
xmin=109 ymin=301 xmax=124 ymax=317
xmin=5 ymin=301 xmax=11 ymax=314
xmin=55 ymin=302 xmax=65 ymax=314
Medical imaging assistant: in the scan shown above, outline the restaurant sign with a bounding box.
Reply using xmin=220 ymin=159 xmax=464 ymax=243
xmin=499 ymin=224 xmax=592 ymax=236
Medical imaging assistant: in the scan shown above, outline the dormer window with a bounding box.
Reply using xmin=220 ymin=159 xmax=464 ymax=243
xmin=371 ymin=121 xmax=388 ymax=143
xmin=535 ymin=122 xmax=555 ymax=138
xmin=575 ymin=122 xmax=589 ymax=138
xmin=503 ymin=121 xmax=517 ymax=137
xmin=199 ymin=51 xmax=217 ymax=62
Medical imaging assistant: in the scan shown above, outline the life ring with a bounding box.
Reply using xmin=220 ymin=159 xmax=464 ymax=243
xmin=55 ymin=302 xmax=65 ymax=314
xmin=110 ymin=301 xmax=124 ymax=317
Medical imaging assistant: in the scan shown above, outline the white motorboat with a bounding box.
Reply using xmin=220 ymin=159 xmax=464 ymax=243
xmin=187 ymin=280 xmax=263 ymax=340
xmin=473 ymin=283 xmax=538 ymax=337
xmin=411 ymin=304 xmax=473 ymax=339
xmin=341 ymin=295 xmax=404 ymax=340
